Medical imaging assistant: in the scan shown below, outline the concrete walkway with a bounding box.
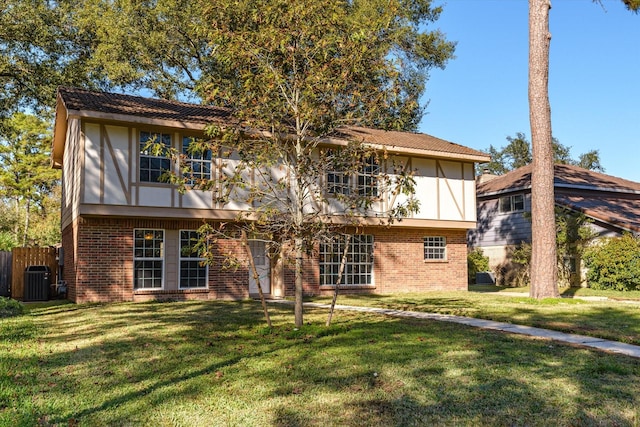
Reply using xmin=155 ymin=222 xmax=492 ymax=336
xmin=268 ymin=300 xmax=640 ymax=359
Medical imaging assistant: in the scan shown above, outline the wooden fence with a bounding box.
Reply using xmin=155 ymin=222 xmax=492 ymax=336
xmin=0 ymin=251 xmax=11 ymax=297
xmin=11 ymin=247 xmax=58 ymax=300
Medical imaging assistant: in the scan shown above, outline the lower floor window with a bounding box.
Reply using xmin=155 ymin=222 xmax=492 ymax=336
xmin=134 ymin=260 xmax=163 ymax=289
xmin=320 ymin=234 xmax=374 ymax=286
xmin=134 ymin=229 xmax=164 ymax=289
xmin=180 ymin=230 xmax=208 ymax=289
xmin=424 ymin=236 xmax=446 ymax=260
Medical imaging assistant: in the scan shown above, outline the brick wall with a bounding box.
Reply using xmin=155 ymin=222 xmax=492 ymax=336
xmin=372 ymin=227 xmax=468 ymax=293
xmin=64 ymin=217 xmax=468 ymax=303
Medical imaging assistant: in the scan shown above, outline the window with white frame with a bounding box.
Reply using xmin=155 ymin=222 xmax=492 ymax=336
xmin=423 ymin=236 xmax=446 ymax=261
xmin=182 ymin=136 xmax=212 ymax=185
xmin=499 ymin=194 xmax=525 ymax=213
xmin=325 ymin=149 xmax=350 ymax=195
xmin=357 ymin=155 xmax=379 ymax=196
xmin=179 ymin=230 xmax=208 ymax=289
xmin=134 ymin=229 xmax=164 ymax=289
xmin=139 ymin=131 xmax=172 ymax=183
xmin=320 ymin=235 xmax=374 ymax=286
xmin=327 ymin=170 xmax=350 ymax=195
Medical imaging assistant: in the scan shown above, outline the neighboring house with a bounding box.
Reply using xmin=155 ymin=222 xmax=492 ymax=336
xmin=52 ymin=87 xmax=490 ymax=303
xmin=469 ymin=163 xmax=640 ymax=285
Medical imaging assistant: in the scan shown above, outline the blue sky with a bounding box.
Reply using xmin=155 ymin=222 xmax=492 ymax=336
xmin=419 ymin=0 xmax=640 ymax=181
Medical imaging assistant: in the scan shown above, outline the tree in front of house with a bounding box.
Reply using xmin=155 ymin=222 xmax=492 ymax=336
xmin=170 ymin=0 xmax=455 ymax=326
xmin=527 ymin=0 xmax=638 ymax=299
xmin=0 ymin=113 xmax=61 ymax=248
xmin=481 ymin=132 xmax=603 ymax=176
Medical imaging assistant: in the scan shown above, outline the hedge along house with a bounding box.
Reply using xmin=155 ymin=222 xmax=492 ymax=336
xmin=52 ymin=87 xmax=490 ymax=303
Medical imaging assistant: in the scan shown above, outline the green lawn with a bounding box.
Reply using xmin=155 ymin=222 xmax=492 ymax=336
xmin=312 ymin=289 xmax=640 ymax=345
xmin=1 ymin=299 xmax=639 ymax=426
xmin=470 ymin=284 xmax=640 ymax=300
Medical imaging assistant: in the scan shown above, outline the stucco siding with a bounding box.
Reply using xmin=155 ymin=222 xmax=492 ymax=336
xmin=61 ymin=118 xmax=82 ymax=230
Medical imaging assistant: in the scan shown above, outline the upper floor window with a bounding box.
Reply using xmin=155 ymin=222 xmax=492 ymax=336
xmin=357 ymin=155 xmax=379 ymax=197
xmin=499 ymin=194 xmax=525 ymax=213
xmin=182 ymin=136 xmax=212 ymax=185
xmin=424 ymin=236 xmax=446 ymax=261
xmin=326 ymin=153 xmax=379 ymax=197
xmin=327 ymin=170 xmax=350 ymax=195
xmin=140 ymin=131 xmax=172 ymax=183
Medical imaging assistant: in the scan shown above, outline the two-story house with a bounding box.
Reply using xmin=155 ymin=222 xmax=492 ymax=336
xmin=52 ymin=87 xmax=490 ymax=303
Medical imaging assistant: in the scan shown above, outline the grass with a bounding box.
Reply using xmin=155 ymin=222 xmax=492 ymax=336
xmin=471 ymin=284 xmax=640 ymax=300
xmin=1 ymin=299 xmax=640 ymax=426
xmin=312 ymin=289 xmax=640 ymax=345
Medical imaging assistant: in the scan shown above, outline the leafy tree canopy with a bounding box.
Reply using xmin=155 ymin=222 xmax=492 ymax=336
xmin=202 ymin=0 xmax=455 ymax=132
xmin=166 ymin=0 xmax=455 ymax=326
xmin=2 ymin=0 xmax=454 ymax=131
xmin=0 ymin=113 xmax=60 ymax=247
xmin=481 ymin=132 xmax=604 ymax=175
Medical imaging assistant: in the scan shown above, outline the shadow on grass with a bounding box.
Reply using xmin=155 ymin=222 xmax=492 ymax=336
xmin=4 ymin=300 xmax=640 ymax=425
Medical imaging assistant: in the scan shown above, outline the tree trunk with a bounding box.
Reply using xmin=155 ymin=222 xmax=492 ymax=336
xmin=294 ymin=237 xmax=304 ymax=327
xmin=241 ymin=231 xmax=272 ymax=328
xmin=528 ymin=0 xmax=559 ymax=299
xmin=326 ymin=234 xmax=351 ymax=327
xmin=22 ymin=198 xmax=31 ymax=247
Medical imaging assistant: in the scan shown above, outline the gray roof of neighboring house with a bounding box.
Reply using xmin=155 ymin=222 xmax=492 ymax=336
xmin=477 ymin=163 xmax=640 ymax=196
xmin=477 ymin=163 xmax=640 ymax=234
xmin=55 ymin=87 xmax=490 ymax=162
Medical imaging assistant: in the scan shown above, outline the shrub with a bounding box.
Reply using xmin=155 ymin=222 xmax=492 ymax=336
xmin=583 ymin=234 xmax=640 ymax=291
xmin=0 ymin=297 xmax=24 ymax=318
xmin=498 ymin=243 xmax=531 ymax=287
xmin=467 ymin=248 xmax=490 ymax=284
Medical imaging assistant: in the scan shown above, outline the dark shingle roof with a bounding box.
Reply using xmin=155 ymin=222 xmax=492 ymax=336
xmin=58 ymin=87 xmax=232 ymax=125
xmin=334 ymin=126 xmax=489 ymax=160
xmin=57 ymin=87 xmax=489 ymax=161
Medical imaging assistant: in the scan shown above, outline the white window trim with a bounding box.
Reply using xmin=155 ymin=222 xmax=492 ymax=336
xmin=139 ymin=131 xmax=172 ymax=183
xmin=179 ymin=230 xmax=208 ymax=290
xmin=181 ymin=136 xmax=213 ymax=185
xmin=424 ymin=236 xmax=447 ymax=262
xmin=133 ymin=229 xmax=165 ymax=290
xmin=320 ymin=234 xmax=375 ymax=287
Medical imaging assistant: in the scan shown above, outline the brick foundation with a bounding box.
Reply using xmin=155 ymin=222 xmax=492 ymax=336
xmin=62 ymin=217 xmax=468 ymax=303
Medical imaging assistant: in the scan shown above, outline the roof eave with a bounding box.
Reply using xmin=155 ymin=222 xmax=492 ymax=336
xmin=65 ymin=109 xmax=214 ymax=131
xmin=51 ymin=92 xmax=67 ymax=169
xmin=323 ymin=137 xmax=491 ymax=162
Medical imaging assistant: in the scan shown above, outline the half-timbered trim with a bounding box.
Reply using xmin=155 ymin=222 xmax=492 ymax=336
xmin=53 ymin=87 xmax=490 ymax=303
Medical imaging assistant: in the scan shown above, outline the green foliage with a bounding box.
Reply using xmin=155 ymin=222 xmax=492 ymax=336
xmin=0 ymin=297 xmax=23 ymax=318
xmin=555 ymin=207 xmax=596 ymax=286
xmin=467 ymin=248 xmax=490 ymax=284
xmin=499 ymin=209 xmax=595 ymax=287
xmin=480 ymin=132 xmax=604 ymax=175
xmin=169 ymin=0 xmax=453 ymax=326
xmin=0 ymin=1 xmax=113 ymax=115
xmin=201 ymin=0 xmax=454 ymax=133
xmin=621 ymin=0 xmax=640 ymax=12
xmin=0 ymin=113 xmax=61 ymax=247
xmin=583 ymin=234 xmax=640 ymax=291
